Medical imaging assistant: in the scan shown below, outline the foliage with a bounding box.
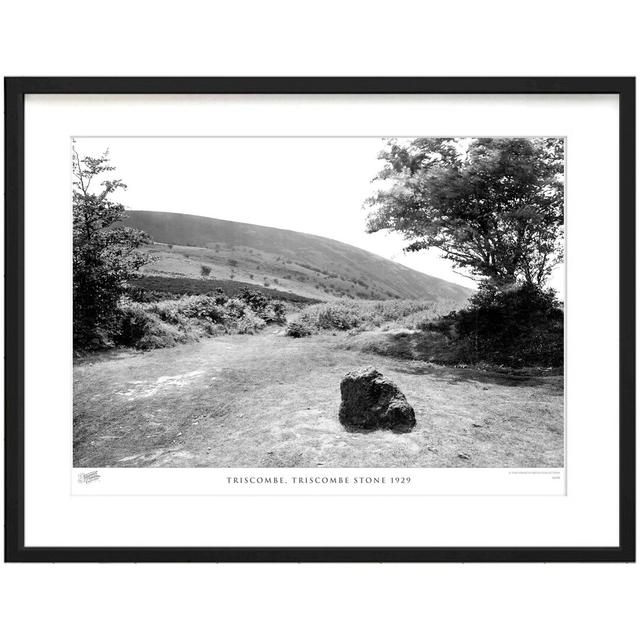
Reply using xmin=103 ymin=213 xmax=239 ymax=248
xmin=212 ymin=288 xmax=230 ymax=305
xmin=116 ymin=292 xmax=269 ymax=350
xmin=117 ymin=302 xmax=190 ymax=350
xmin=237 ymin=287 xmax=286 ymax=324
xmin=366 ymin=137 xmax=564 ymax=287
xmin=262 ymin=301 xmax=286 ymax=324
xmin=431 ymin=283 xmax=564 ymax=367
xmin=73 ymin=146 xmax=150 ymax=348
xmin=315 ymin=304 xmax=362 ymax=330
xmin=290 ymin=299 xmax=451 ymax=335
xmin=170 ymin=295 xmax=228 ymax=323
xmin=200 ymin=264 xmax=212 ymax=277
xmin=285 ymin=322 xmax=313 ymax=338
xmin=238 ymin=287 xmax=269 ymax=313
xmin=224 ymin=297 xmax=251 ymax=320
xmin=235 ymin=309 xmax=267 ymax=334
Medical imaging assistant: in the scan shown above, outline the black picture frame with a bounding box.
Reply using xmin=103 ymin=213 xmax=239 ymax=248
xmin=4 ymin=77 xmax=636 ymax=563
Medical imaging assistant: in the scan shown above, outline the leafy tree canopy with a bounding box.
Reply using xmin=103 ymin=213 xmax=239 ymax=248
xmin=73 ymin=145 xmax=150 ymax=347
xmin=365 ymin=137 xmax=564 ymax=287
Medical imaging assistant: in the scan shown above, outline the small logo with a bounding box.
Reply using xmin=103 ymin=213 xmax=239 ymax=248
xmin=78 ymin=470 xmax=101 ymax=484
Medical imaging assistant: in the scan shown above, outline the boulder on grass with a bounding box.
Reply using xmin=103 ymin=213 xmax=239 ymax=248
xmin=338 ymin=366 xmax=416 ymax=433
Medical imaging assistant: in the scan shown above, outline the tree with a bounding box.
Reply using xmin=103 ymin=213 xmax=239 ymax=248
xmin=73 ymin=146 xmax=150 ymax=347
xmin=431 ymin=282 xmax=564 ymax=367
xmin=365 ymin=137 xmax=564 ymax=287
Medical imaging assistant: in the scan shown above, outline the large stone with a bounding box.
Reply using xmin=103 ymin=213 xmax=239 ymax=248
xmin=338 ymin=366 xmax=416 ymax=433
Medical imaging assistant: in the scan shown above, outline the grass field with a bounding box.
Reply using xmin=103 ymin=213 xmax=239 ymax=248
xmin=74 ymin=332 xmax=564 ymax=468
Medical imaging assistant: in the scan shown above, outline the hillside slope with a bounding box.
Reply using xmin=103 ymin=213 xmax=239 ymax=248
xmin=122 ymin=210 xmax=471 ymax=306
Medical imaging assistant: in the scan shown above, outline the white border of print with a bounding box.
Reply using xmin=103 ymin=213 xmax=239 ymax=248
xmin=69 ymin=134 xmax=567 ymax=500
xmin=73 ymin=467 xmax=565 ymax=497
xmin=24 ymin=94 xmax=618 ymax=547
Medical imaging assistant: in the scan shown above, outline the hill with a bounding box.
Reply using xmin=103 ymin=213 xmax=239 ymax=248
xmin=121 ymin=210 xmax=472 ymax=306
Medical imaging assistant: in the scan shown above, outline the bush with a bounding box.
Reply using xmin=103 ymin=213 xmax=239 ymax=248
xmin=211 ymin=288 xmax=229 ymax=305
xmin=238 ymin=287 xmax=286 ymax=324
xmin=146 ymin=299 xmax=187 ymax=324
xmin=117 ymin=302 xmax=189 ymax=350
xmin=238 ymin=288 xmax=268 ymax=314
xmin=315 ymin=304 xmax=362 ymax=330
xmin=113 ymin=289 xmax=279 ymax=351
xmin=267 ymin=300 xmax=287 ymax=324
xmin=433 ymin=283 xmax=563 ymax=367
xmin=294 ymin=300 xmax=446 ymax=334
xmin=235 ymin=309 xmax=266 ymax=334
xmin=200 ymin=264 xmax=212 ymax=277
xmin=223 ymin=297 xmax=251 ymax=319
xmin=286 ymin=322 xmax=313 ymax=338
xmin=180 ymin=296 xmax=228 ymax=323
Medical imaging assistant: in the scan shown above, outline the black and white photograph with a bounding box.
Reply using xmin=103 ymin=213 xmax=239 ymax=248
xmin=4 ymin=74 xmax=634 ymax=570
xmin=3 ymin=3 xmax=638 ymax=637
xmin=72 ymin=135 xmax=565 ymax=470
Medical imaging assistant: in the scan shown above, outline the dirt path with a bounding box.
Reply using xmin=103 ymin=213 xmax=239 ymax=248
xmin=74 ymin=332 xmax=564 ymax=468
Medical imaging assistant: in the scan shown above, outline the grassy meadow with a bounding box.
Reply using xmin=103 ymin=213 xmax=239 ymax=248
xmin=74 ymin=294 xmax=564 ymax=468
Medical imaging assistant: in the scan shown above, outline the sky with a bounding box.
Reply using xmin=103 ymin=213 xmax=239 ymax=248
xmin=73 ymin=137 xmax=565 ymax=296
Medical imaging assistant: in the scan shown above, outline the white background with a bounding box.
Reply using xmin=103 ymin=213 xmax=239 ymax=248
xmin=1 ymin=1 xmax=638 ymax=639
xmin=27 ymin=94 xmax=609 ymax=546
